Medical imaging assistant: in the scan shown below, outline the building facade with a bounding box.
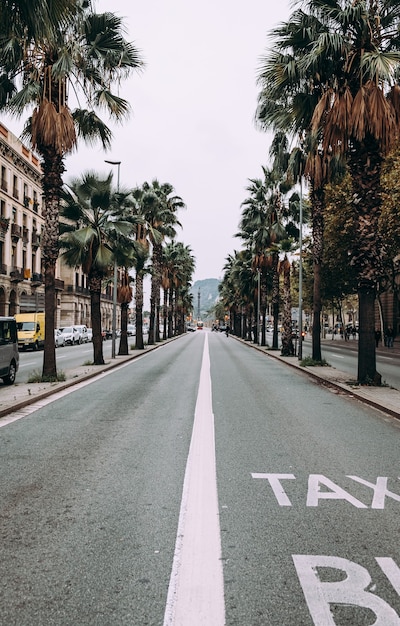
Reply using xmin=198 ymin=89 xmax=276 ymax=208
xmin=0 ymin=123 xmax=119 ymax=331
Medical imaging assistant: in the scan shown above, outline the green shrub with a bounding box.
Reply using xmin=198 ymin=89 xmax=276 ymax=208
xmin=300 ymin=356 xmax=329 ymax=367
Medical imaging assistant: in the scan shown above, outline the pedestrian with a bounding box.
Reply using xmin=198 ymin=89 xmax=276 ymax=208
xmin=386 ymin=327 xmax=394 ymax=348
xmin=375 ymin=329 xmax=382 ymax=347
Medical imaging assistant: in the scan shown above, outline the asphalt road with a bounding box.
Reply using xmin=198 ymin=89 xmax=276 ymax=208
xmin=2 ymin=331 xmax=400 ymax=625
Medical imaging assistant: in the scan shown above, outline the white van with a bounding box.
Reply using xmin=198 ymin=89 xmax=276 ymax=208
xmin=0 ymin=317 xmax=19 ymax=385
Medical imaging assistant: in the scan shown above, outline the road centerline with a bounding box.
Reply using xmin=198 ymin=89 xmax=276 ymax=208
xmin=163 ymin=333 xmax=225 ymax=626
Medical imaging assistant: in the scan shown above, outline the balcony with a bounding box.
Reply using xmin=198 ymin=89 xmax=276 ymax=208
xmin=11 ymin=223 xmax=22 ymax=241
xmin=10 ymin=267 xmax=23 ymax=282
xmin=31 ymin=272 xmax=43 ymax=286
xmin=67 ymin=284 xmax=90 ymax=296
xmin=31 ymin=231 xmax=41 ymax=247
xmin=55 ymin=278 xmax=64 ymax=291
xmin=0 ymin=216 xmax=10 ymax=233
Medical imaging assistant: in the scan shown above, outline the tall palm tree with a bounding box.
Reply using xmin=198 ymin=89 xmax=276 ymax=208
xmin=238 ymin=168 xmax=287 ymax=348
xmin=0 ymin=0 xmax=143 ymax=378
xmin=0 ymin=0 xmax=77 ymax=44
xmin=140 ymin=180 xmax=184 ymax=345
xmin=60 ymin=172 xmax=134 ymax=365
xmin=258 ymin=0 xmax=400 ymax=383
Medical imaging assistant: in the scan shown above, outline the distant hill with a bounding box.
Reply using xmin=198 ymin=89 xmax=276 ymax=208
xmin=191 ymin=279 xmax=220 ymax=319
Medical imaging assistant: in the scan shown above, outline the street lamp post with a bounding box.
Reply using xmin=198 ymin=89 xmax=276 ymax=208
xmin=104 ymin=159 xmax=121 ymax=359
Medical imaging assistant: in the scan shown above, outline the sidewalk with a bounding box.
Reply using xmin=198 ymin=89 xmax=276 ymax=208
xmin=2 ymin=334 xmax=400 ymax=423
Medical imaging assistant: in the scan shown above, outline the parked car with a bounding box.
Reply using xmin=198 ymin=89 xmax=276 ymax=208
xmin=54 ymin=329 xmax=65 ymax=347
xmin=60 ymin=326 xmax=80 ymax=345
xmin=74 ymin=325 xmax=89 ymax=343
xmin=87 ymin=328 xmax=93 ymax=342
xmin=127 ymin=324 xmax=136 ymax=336
xmin=0 ymin=317 xmax=19 ymax=385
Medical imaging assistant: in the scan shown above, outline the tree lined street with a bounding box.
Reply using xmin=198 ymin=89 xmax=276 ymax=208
xmin=2 ymin=332 xmax=400 ymax=624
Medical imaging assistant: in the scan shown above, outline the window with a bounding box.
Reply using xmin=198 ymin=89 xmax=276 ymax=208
xmin=1 ymin=166 xmax=7 ymax=192
xmin=12 ymin=175 xmax=18 ymax=199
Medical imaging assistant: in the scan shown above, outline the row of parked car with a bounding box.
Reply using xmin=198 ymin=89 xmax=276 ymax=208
xmin=54 ymin=325 xmax=92 ymax=347
xmin=54 ymin=324 xmax=139 ymax=348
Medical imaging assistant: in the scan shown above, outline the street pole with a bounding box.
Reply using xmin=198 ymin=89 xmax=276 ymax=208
xmin=298 ymin=180 xmax=303 ymax=361
xmin=104 ymin=159 xmax=121 ymax=359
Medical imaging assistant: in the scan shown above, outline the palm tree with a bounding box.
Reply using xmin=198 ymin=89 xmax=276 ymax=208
xmin=238 ymin=167 xmax=287 ymax=348
xmin=258 ymin=0 xmax=400 ymax=383
xmin=0 ymin=0 xmax=143 ymax=378
xmin=160 ymin=241 xmax=195 ymax=338
xmin=0 ymin=0 xmax=77 ymax=44
xmin=60 ymin=172 xmax=134 ymax=365
xmin=140 ymin=180 xmax=184 ymax=345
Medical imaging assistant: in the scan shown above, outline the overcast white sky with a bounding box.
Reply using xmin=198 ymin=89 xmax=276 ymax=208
xmin=8 ymin=0 xmax=293 ymax=282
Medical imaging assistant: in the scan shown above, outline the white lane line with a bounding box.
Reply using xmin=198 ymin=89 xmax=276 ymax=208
xmin=163 ymin=333 xmax=225 ymax=626
xmin=331 ymin=354 xmax=345 ymax=359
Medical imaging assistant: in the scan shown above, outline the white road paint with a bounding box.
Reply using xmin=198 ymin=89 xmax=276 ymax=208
xmin=293 ymin=555 xmax=400 ymax=625
xmin=163 ymin=333 xmax=225 ymax=626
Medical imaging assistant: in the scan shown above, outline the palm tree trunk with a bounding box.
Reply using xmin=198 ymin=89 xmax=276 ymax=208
xmin=162 ymin=288 xmax=168 ymax=340
xmin=149 ymin=244 xmax=162 ymax=344
xmin=91 ymin=287 xmax=104 ymax=365
xmin=311 ymin=186 xmax=324 ymax=362
xmin=272 ymin=252 xmax=279 ymax=349
xmin=358 ymin=283 xmax=380 ymax=384
xmin=168 ymin=287 xmax=174 ymax=338
xmin=135 ymin=271 xmax=144 ymax=350
xmin=43 ymin=260 xmax=57 ymax=378
xmin=260 ymin=275 xmax=267 ymax=346
xmin=118 ymin=303 xmax=129 ymax=355
xmin=41 ymin=150 xmax=64 ymax=379
xmin=281 ymin=256 xmax=294 ymax=356
xmin=349 ymin=137 xmax=383 ymax=384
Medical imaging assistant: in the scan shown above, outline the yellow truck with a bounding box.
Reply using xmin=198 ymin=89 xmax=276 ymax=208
xmin=15 ymin=312 xmax=45 ymax=351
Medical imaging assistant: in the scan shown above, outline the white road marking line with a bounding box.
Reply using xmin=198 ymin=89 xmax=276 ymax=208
xmin=163 ymin=333 xmax=225 ymax=626
xmin=331 ymin=354 xmax=345 ymax=359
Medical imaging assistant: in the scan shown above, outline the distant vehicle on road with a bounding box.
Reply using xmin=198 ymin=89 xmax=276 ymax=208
xmin=196 ymin=320 xmax=204 ymax=330
xmin=54 ymin=329 xmax=65 ymax=348
xmin=87 ymin=328 xmax=93 ymax=342
xmin=60 ymin=326 xmax=80 ymax=345
xmin=15 ymin=312 xmax=45 ymax=351
xmin=74 ymin=325 xmax=89 ymax=343
xmin=0 ymin=317 xmax=19 ymax=384
xmin=127 ymin=324 xmax=136 ymax=336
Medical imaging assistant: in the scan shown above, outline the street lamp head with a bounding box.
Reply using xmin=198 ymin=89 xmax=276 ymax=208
xmin=104 ymin=160 xmax=121 ymax=165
